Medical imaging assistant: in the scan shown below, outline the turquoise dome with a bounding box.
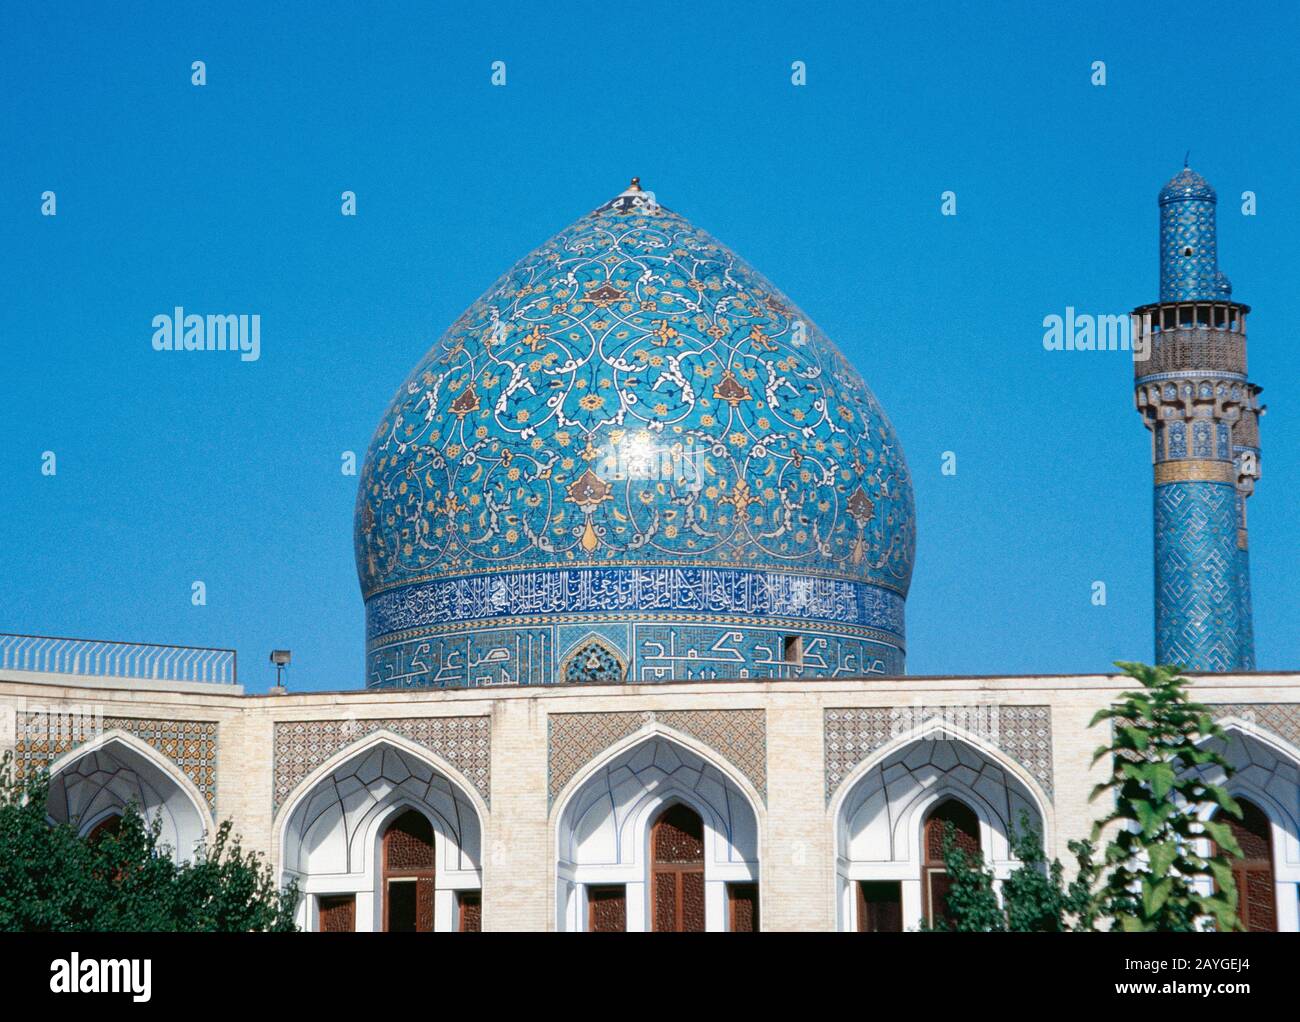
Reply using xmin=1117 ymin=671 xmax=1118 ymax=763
xmin=355 ymin=182 xmax=915 ymax=688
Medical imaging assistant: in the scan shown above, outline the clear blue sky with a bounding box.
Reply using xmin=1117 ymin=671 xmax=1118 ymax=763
xmin=2 ymin=1 xmax=1297 ymax=692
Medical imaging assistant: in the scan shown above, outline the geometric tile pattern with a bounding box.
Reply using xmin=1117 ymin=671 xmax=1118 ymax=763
xmin=1158 ymin=167 xmax=1230 ymax=303
xmin=14 ymin=713 xmax=218 ymax=813
xmin=823 ymin=704 xmax=1053 ymax=802
xmin=1210 ymin=703 xmax=1300 ymax=752
xmin=548 ymin=708 xmax=766 ymax=804
xmin=272 ymin=716 xmax=491 ymax=813
xmin=1155 ymin=480 xmax=1251 ymax=671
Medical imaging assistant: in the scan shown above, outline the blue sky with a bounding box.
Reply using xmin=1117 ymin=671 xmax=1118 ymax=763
xmin=2 ymin=1 xmax=1297 ymax=692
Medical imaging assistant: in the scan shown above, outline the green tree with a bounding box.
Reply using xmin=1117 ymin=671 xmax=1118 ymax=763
xmin=927 ymin=815 xmax=1100 ymax=932
xmin=1088 ymin=661 xmax=1242 ymax=931
xmin=926 ymin=662 xmax=1243 ymax=932
xmin=0 ymin=752 xmax=299 ymax=931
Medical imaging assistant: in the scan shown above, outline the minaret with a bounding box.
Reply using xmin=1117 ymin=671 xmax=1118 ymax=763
xmin=1132 ymin=165 xmax=1263 ymax=671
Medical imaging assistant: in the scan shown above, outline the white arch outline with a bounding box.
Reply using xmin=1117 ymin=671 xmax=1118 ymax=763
xmin=272 ymin=727 xmax=490 ymax=866
xmin=274 ymin=729 xmax=488 ymax=932
xmin=548 ymin=721 xmax=766 ymax=932
xmin=550 ymin=720 xmax=766 ymax=832
xmin=828 ymin=718 xmax=1056 ymax=933
xmin=45 ymin=728 xmax=213 ymax=830
xmin=827 ymin=717 xmax=1055 ymax=848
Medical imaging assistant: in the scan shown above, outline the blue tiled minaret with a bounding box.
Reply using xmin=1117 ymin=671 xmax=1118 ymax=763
xmin=1132 ymin=166 xmax=1263 ymax=671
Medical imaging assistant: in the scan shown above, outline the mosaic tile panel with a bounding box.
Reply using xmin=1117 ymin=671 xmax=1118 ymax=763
xmin=1210 ymin=703 xmax=1300 ymax=751
xmin=1158 ymin=167 xmax=1230 ymax=302
xmin=367 ymin=612 xmax=904 ymax=689
xmin=548 ymin=708 xmax=766 ymax=804
xmin=1155 ymin=480 xmax=1251 ymax=671
xmin=823 ymin=705 xmax=1053 ymax=802
xmin=14 ymin=714 xmax=218 ymax=813
xmin=273 ymin=716 xmax=490 ymax=812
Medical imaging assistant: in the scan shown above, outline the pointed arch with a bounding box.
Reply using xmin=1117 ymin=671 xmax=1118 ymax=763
xmin=274 ymin=728 xmax=489 ymax=852
xmin=1188 ymin=720 xmax=1300 ymax=930
xmin=551 ymin=720 xmax=766 ymax=830
xmin=45 ymin=729 xmax=211 ymax=860
xmin=828 ymin=717 xmax=1054 ymax=839
xmin=275 ymin=731 xmax=485 ymax=932
xmin=551 ymin=725 xmax=763 ymax=932
xmin=831 ymin=720 xmax=1053 ymax=932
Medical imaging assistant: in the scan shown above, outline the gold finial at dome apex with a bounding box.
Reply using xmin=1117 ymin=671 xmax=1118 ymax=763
xmin=628 ymin=177 xmax=641 ymax=192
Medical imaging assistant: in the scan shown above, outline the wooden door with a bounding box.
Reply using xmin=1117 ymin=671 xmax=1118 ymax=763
xmin=857 ymin=880 xmax=903 ymax=932
xmin=382 ymin=809 xmax=436 ymax=932
xmin=1223 ymin=799 xmax=1277 ymax=932
xmin=650 ymin=804 xmax=706 ymax=932
xmin=318 ymin=894 xmax=356 ymax=932
xmin=921 ymin=799 xmax=980 ymax=928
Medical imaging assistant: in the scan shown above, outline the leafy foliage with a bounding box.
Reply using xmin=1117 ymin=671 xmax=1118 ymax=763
xmin=1088 ymin=661 xmax=1242 ymax=931
xmin=927 ymin=815 xmax=1100 ymax=931
xmin=926 ymin=662 xmax=1243 ymax=932
xmin=0 ymin=752 xmax=299 ymax=931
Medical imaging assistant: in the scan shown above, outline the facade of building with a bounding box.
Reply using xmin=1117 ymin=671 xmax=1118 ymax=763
xmin=1 ymin=170 xmax=1296 ymax=932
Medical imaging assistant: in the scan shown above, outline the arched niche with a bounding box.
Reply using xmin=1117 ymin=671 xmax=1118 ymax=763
xmin=832 ymin=730 xmax=1049 ymax=932
xmin=553 ymin=731 xmax=761 ymax=932
xmin=46 ymin=733 xmax=209 ymax=861
xmin=1191 ymin=723 xmax=1300 ymax=931
xmin=278 ymin=735 xmax=483 ymax=932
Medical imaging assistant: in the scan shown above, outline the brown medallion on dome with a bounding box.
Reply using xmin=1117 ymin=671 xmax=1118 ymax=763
xmin=566 ymin=468 xmax=612 ymax=513
xmin=713 ymin=370 xmax=751 ymax=407
xmin=566 ymin=468 xmax=613 ymax=554
xmin=521 ymin=325 xmax=548 ymax=351
xmin=651 ymin=320 xmax=679 ymax=346
xmin=847 ymin=486 xmax=875 ymax=527
xmin=718 ymin=478 xmax=762 ymax=524
xmin=847 ymin=485 xmax=876 ymax=566
xmin=449 ymin=384 xmax=480 ymax=418
xmin=587 ymin=284 xmax=626 ymax=307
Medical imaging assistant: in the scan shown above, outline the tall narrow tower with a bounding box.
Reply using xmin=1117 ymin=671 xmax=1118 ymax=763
xmin=1132 ymin=166 xmax=1263 ymax=671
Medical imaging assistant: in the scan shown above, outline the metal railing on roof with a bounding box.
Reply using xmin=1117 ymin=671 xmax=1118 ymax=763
xmin=0 ymin=633 xmax=238 ymax=685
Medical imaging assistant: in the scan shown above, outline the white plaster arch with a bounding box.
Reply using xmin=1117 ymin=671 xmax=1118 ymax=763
xmin=552 ymin=724 xmax=763 ymax=932
xmin=276 ymin=731 xmax=484 ymax=932
xmin=1188 ymin=721 xmax=1300 ymax=931
xmin=830 ymin=720 xmax=1053 ymax=932
xmin=45 ymin=729 xmax=211 ymax=861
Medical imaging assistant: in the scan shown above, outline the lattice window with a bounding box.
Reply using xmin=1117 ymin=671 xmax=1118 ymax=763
xmin=922 ymin=798 xmax=981 ymax=928
xmin=1219 ymin=799 xmax=1277 ymax=932
xmin=458 ymin=891 xmax=481 ymax=932
xmin=318 ymin=894 xmax=356 ymax=933
xmin=728 ymin=882 xmax=759 ymax=932
xmin=650 ymin=804 xmax=706 ymax=932
xmin=383 ymin=809 xmax=436 ymax=932
xmin=587 ymin=885 xmax=627 ymax=932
